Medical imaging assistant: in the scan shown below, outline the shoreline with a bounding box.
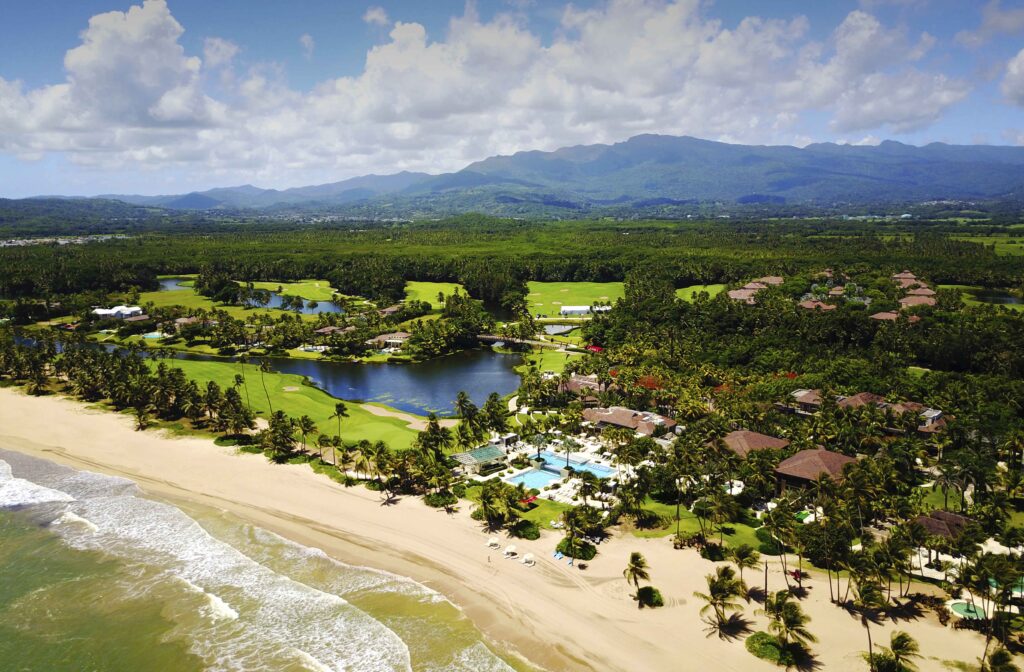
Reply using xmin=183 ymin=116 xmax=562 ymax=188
xmin=0 ymin=387 xmax=987 ymax=671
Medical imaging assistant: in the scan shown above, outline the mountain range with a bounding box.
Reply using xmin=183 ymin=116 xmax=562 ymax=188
xmin=43 ymin=134 xmax=1024 ymax=216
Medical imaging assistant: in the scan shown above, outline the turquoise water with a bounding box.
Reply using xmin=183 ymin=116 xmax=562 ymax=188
xmin=0 ymin=448 xmax=532 ymax=672
xmin=536 ymin=451 xmax=615 ymax=479
xmin=506 ymin=470 xmax=561 ymax=490
xmin=951 ymin=602 xmax=985 ymax=619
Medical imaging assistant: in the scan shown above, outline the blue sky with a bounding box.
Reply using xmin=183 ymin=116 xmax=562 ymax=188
xmin=1 ymin=0 xmax=1023 ymax=197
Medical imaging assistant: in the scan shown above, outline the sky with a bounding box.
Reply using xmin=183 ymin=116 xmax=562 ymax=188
xmin=1 ymin=0 xmax=1024 ymax=197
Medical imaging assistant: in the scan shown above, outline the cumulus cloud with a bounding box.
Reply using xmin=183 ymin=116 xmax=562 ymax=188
xmin=1002 ymin=48 xmax=1024 ymax=106
xmin=956 ymin=0 xmax=1024 ymax=48
xmin=363 ymin=6 xmax=390 ymax=26
xmin=299 ymin=33 xmax=315 ymax=60
xmin=0 ymin=0 xmax=979 ymax=186
xmin=203 ymin=37 xmax=238 ymax=68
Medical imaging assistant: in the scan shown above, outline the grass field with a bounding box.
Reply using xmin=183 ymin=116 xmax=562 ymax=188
xmin=156 ymin=358 xmax=419 ymax=449
xmin=631 ymin=497 xmax=767 ymax=550
xmin=518 ymin=348 xmax=582 ymax=374
xmin=938 ymin=284 xmax=1024 ymax=312
xmin=951 ymin=236 xmax=1024 ymax=256
xmin=463 ymin=483 xmax=571 ymax=530
xmin=404 ymin=281 xmax=465 ymax=309
xmin=139 ymin=288 xmax=320 ymax=322
xmin=675 ymin=284 xmax=727 ymax=301
xmin=243 ymin=279 xmax=340 ymax=302
xmin=526 ymin=281 xmax=624 ymax=316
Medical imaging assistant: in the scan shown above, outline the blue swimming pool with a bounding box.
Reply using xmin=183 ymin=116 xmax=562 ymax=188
xmin=506 ymin=469 xmax=562 ymax=490
xmin=534 ymin=450 xmax=615 ymax=479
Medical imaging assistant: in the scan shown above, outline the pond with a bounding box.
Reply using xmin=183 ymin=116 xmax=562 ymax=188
xmin=968 ymin=288 xmax=1023 ymax=305
xmin=179 ymin=348 xmax=523 ymax=417
xmin=157 ymin=277 xmax=343 ymax=314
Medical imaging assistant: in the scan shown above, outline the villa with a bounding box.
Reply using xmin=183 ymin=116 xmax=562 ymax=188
xmin=913 ymin=510 xmax=973 ymax=541
xmin=775 ymin=448 xmax=856 ymax=493
xmin=378 ymin=304 xmax=403 ymax=318
xmin=582 ymin=406 xmax=677 ymax=437
xmin=366 ymin=332 xmax=410 ymax=348
xmin=870 ymin=311 xmax=920 ymax=323
xmin=753 ymin=276 xmax=784 ymax=286
xmin=315 ymin=325 xmax=355 ymax=336
xmin=716 ymin=430 xmax=790 ymax=459
xmin=91 ymin=305 xmax=143 ymax=319
xmin=727 ymin=288 xmax=759 ymax=305
xmin=900 ymin=295 xmax=937 ymax=309
xmin=798 ymin=299 xmax=835 ymax=311
xmin=789 ymin=388 xmax=823 ymax=415
xmin=908 ymin=287 xmax=936 ymax=296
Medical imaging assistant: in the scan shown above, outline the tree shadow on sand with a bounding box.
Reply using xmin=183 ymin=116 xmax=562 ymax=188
xmin=704 ymin=613 xmax=753 ymax=641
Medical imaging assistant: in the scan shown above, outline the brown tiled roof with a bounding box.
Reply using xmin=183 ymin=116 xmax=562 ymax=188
xmin=775 ymin=449 xmax=855 ymax=482
xmin=798 ymin=300 xmax=836 ymax=311
xmin=870 ymin=311 xmax=920 ymax=323
xmin=892 ymin=271 xmax=917 ymax=280
xmin=908 ymin=287 xmax=935 ymax=296
xmin=562 ymin=373 xmax=602 ymax=395
xmin=837 ymin=392 xmax=886 ymax=409
xmin=582 ymin=406 xmax=677 ymax=436
xmin=367 ymin=331 xmax=410 ymax=345
xmin=754 ymin=276 xmax=784 ymax=286
xmin=719 ymin=430 xmax=790 ymax=458
xmin=828 ymin=286 xmax=845 ymax=296
xmin=899 ymin=295 xmax=936 ymax=308
xmin=315 ymin=325 xmax=355 ymax=335
xmin=896 ymin=278 xmax=918 ymax=288
xmin=123 ymin=314 xmax=150 ymax=323
xmin=728 ymin=289 xmax=758 ymax=304
xmin=378 ymin=304 xmax=403 ymax=316
xmin=743 ymin=282 xmax=769 ymax=290
xmin=912 ymin=510 xmax=971 ymax=539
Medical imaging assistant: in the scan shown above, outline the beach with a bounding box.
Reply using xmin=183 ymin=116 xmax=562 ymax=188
xmin=0 ymin=387 xmax=988 ymax=672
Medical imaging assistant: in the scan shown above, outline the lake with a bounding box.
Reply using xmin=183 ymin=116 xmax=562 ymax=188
xmin=969 ymin=288 xmax=1023 ymax=305
xmin=178 ymin=348 xmax=523 ymax=417
xmin=158 ymin=277 xmax=343 ymax=314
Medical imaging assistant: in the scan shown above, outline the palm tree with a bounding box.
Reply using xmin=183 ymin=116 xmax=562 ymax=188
xmin=296 ymin=415 xmax=318 ymax=455
xmin=729 ymin=543 xmax=761 ymax=587
xmin=623 ymin=552 xmax=650 ymax=605
xmin=873 ymin=631 xmax=921 ymax=672
xmin=694 ymin=565 xmax=744 ymax=628
xmin=237 ymin=353 xmax=252 ymax=413
xmin=258 ymin=359 xmax=273 ymax=414
xmin=329 ymin=402 xmax=348 ymax=463
xmin=984 ymin=648 xmax=1020 ymax=672
xmin=769 ymin=601 xmax=816 ymax=652
xmin=855 ymin=580 xmax=886 ymax=672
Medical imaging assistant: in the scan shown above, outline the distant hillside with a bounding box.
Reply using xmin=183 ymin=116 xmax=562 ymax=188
xmin=26 ymin=134 xmax=1024 ymax=216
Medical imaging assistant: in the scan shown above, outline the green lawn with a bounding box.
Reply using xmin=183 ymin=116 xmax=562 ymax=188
xmin=907 ymin=366 xmax=931 ymax=379
xmin=526 ymin=281 xmax=624 ymax=316
xmin=518 ymin=347 xmax=582 ymax=374
xmin=156 ymin=358 xmax=419 ymax=449
xmin=950 ymin=236 xmax=1024 ymax=256
xmin=463 ymin=483 xmax=572 ymax=530
xmin=675 ymin=284 xmax=727 ymax=301
xmin=633 ymin=497 xmax=768 ymax=551
xmin=242 ymin=279 xmax=340 ymax=302
xmin=404 ymin=281 xmax=465 ymax=309
xmin=138 ymin=288 xmax=320 ymax=322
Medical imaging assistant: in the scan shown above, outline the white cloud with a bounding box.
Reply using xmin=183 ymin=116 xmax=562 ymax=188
xmin=299 ymin=33 xmax=315 ymax=60
xmin=955 ymin=0 xmax=1024 ymax=48
xmin=203 ymin=37 xmax=238 ymax=68
xmin=1002 ymin=48 xmax=1024 ymax=106
xmin=0 ymin=0 xmax=980 ymax=188
xmin=363 ymin=6 xmax=390 ymax=27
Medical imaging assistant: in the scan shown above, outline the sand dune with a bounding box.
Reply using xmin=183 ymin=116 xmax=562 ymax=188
xmin=0 ymin=387 xmax=987 ymax=671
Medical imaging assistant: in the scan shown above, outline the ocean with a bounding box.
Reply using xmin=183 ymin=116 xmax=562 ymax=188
xmin=0 ymin=448 xmax=532 ymax=672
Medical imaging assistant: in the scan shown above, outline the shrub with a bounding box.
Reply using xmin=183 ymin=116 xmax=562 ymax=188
xmin=755 ymin=527 xmax=784 ymax=555
xmin=700 ymin=542 xmax=726 ymax=561
xmin=424 ymin=491 xmax=457 ymax=508
xmin=470 ymin=508 xmax=486 ymax=521
xmin=452 ymin=482 xmax=467 ymax=498
xmin=745 ymin=632 xmax=804 ymax=667
xmin=556 ymin=537 xmax=596 ymax=560
xmin=512 ymin=520 xmax=540 ymax=540
xmin=637 ymin=586 xmax=664 ymax=608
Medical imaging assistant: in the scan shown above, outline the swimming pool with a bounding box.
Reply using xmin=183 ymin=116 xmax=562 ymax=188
xmin=507 ymin=469 xmax=562 ymax=490
xmin=950 ymin=602 xmax=985 ymax=620
xmin=535 ymin=450 xmax=615 ymax=479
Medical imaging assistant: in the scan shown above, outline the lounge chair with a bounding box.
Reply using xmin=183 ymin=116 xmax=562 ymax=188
xmin=521 ymin=553 xmax=536 ymax=567
xmin=487 ymin=537 xmax=500 ymax=548
xmin=503 ymin=545 xmax=518 ymax=558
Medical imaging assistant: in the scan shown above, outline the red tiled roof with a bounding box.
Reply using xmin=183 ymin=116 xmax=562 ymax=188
xmin=798 ymin=300 xmax=836 ymax=311
xmin=837 ymin=392 xmax=886 ymax=409
xmin=899 ymin=295 xmax=936 ymax=308
xmin=775 ymin=449 xmax=855 ymax=482
xmin=908 ymin=287 xmax=935 ymax=296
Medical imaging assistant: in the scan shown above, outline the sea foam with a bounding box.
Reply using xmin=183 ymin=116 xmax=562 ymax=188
xmin=0 ymin=459 xmax=76 ymax=508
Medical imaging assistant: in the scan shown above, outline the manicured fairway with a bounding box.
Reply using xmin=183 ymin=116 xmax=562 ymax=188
xmin=242 ymin=279 xmax=340 ymax=302
xmin=950 ymin=236 xmax=1024 ymax=256
xmin=518 ymin=348 xmax=582 ymax=374
xmin=138 ymin=288 xmax=320 ymax=322
xmin=404 ymin=281 xmax=465 ymax=309
xmin=675 ymin=284 xmax=727 ymax=301
xmin=157 ymin=358 xmax=419 ymax=449
xmin=526 ymin=281 xmax=624 ymax=315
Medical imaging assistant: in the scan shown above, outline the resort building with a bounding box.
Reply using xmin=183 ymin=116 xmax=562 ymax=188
xmin=582 ymin=406 xmax=678 ymax=437
xmin=908 ymin=287 xmax=936 ymax=296
xmin=366 ymin=332 xmax=410 ymax=348
xmin=378 ymin=304 xmax=403 ymax=318
xmin=789 ymin=388 xmax=823 ymax=415
xmin=315 ymin=325 xmax=355 ymax=336
xmin=798 ymin=300 xmax=836 ymax=311
xmin=716 ymin=430 xmax=790 ymax=459
xmin=91 ymin=305 xmax=143 ymax=319
xmin=835 ymin=392 xmax=946 ymax=434
xmin=559 ymin=305 xmax=612 ymax=316
xmin=451 ymin=444 xmax=507 ymax=476
xmin=912 ymin=510 xmax=973 ymax=541
xmin=122 ymin=313 xmax=150 ymax=323
xmin=753 ymin=276 xmax=784 ymax=286
xmin=899 ymin=295 xmax=937 ymax=309
xmin=870 ymin=311 xmax=920 ymax=323
xmin=775 ymin=448 xmax=856 ymax=493
xmin=828 ymin=286 xmax=845 ymax=297
xmin=727 ymin=288 xmax=759 ymax=305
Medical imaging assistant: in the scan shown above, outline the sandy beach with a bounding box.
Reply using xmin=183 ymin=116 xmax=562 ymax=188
xmin=0 ymin=387 xmax=987 ymax=672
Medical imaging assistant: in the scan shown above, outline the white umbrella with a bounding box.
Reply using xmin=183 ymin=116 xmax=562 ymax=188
xmin=504 ymin=545 xmax=517 ymax=556
xmin=521 ymin=553 xmax=535 ymax=566
xmin=487 ymin=537 xmax=500 ymax=548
